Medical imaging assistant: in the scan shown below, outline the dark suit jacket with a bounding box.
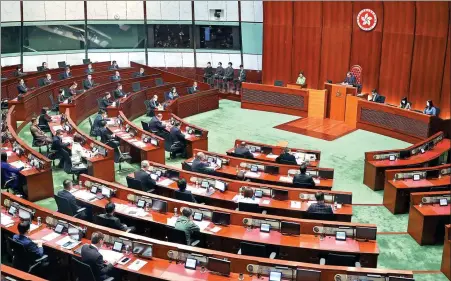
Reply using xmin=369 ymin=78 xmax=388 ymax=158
xmin=215 ymin=66 xmax=225 ymax=77
xmin=175 ymin=190 xmax=197 ymax=203
xmin=85 ymin=68 xmax=94 ymax=74
xmin=113 ymin=89 xmax=125 ymax=99
xmin=51 ymin=135 xmax=69 ymax=151
xmin=275 ymin=153 xmax=297 ymax=165
xmin=1 ymin=162 xmax=24 ymax=191
xmin=149 ymin=100 xmax=159 ymax=110
xmin=43 ymin=78 xmax=54 ymax=86
xmin=343 ymin=75 xmax=356 ymax=85
xmin=99 ymin=98 xmax=112 ymax=110
xmin=170 ymin=127 xmax=185 ymax=144
xmin=62 ymin=72 xmax=72 ymax=79
xmin=17 ymin=84 xmax=28 ymax=94
xmin=188 ymin=86 xmax=198 ymax=94
xmin=372 ymin=93 xmax=384 ymax=103
xmin=224 ymin=67 xmax=234 ymax=80
xmin=134 ymin=169 xmax=157 ymax=191
xmin=92 ymin=114 xmax=104 ymax=136
xmin=57 ymin=189 xmax=81 ymax=213
xmin=204 ymin=67 xmax=214 ymax=77
xmin=238 ymin=69 xmax=246 ymax=81
xmin=98 ymin=213 xmax=127 ymax=231
xmin=234 ymin=147 xmax=254 ymax=159
xmin=12 ymin=234 xmax=44 ymax=260
xmin=149 ymin=117 xmax=165 ymax=132
xmin=83 ymin=79 xmax=94 ymax=90
xmin=110 ymin=75 xmax=121 ymax=82
xmin=80 ymin=244 xmax=113 ymax=281
xmin=99 ymin=127 xmax=113 ymax=143
xmin=293 ymin=173 xmax=316 ymax=188
xmin=191 ymin=158 xmax=211 ymax=174
xmin=134 ymin=72 xmax=145 ymax=78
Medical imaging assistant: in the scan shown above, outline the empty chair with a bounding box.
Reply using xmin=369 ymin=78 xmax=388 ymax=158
xmin=72 ymin=257 xmax=114 ymax=281
xmin=132 ymin=82 xmax=141 ymax=92
xmin=8 ymin=237 xmax=48 ymax=274
xmin=62 ymin=149 xmax=86 ymax=181
xmin=166 ymin=226 xmax=200 ymax=246
xmin=57 ymin=61 xmax=67 ymax=68
xmin=320 ymin=253 xmax=361 ymax=267
xmin=238 ymin=242 xmax=276 ymax=259
xmin=37 ymin=78 xmax=46 ymax=87
xmin=54 ymin=194 xmax=86 ymax=218
xmin=115 ymin=147 xmax=132 ymax=170
xmin=48 ymin=94 xmax=59 ymax=112
xmin=141 ymin=120 xmax=150 ymax=132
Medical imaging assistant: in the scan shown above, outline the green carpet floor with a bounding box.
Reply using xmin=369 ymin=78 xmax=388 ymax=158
xmin=16 ymin=100 xmax=447 ymax=279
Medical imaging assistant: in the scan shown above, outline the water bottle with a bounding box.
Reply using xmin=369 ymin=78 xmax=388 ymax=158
xmin=334 ymin=202 xmax=338 ymax=210
xmin=125 ymin=244 xmax=130 ymax=255
xmin=79 ymin=180 xmax=82 ymax=187
xmin=37 ymin=217 xmax=42 ymax=226
xmin=174 ymin=208 xmax=178 ymax=217
xmin=145 ymin=202 xmax=150 ymax=212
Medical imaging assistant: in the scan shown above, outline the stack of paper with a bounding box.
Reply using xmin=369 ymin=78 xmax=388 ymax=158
xmin=99 ymin=249 xmax=124 ymax=264
xmin=313 ymin=179 xmax=321 ymax=184
xmin=290 ymin=201 xmax=302 ymax=209
xmin=56 ymin=236 xmax=81 ymax=250
xmin=244 ymin=171 xmax=260 ymax=178
xmin=42 ymin=232 xmax=61 ymax=242
xmin=29 ymin=223 xmax=39 ymax=232
xmin=1 ymin=213 xmax=14 ymax=226
xmin=193 ymin=220 xmax=211 ymax=231
xmin=73 ymin=190 xmax=97 ymax=201
xmin=167 ymin=217 xmax=177 ymax=227
xmin=279 ymin=176 xmax=293 ymax=182
xmin=210 ymin=226 xmax=222 ymax=233
xmin=127 ymin=259 xmax=147 ymax=271
xmin=52 ymin=125 xmax=63 ymax=131
xmin=62 ymin=137 xmax=73 ymax=144
xmin=266 ymin=154 xmax=278 ymax=159
xmin=10 ymin=161 xmax=25 ymax=169
xmin=158 ymin=178 xmax=174 ymax=187
xmin=261 ymin=199 xmax=271 ymax=205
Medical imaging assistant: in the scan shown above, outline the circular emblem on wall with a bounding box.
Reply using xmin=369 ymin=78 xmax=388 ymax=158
xmin=357 ymin=9 xmax=377 ymax=31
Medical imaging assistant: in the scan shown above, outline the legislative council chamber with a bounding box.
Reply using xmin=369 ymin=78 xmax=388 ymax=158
xmin=1 ymin=1 xmax=450 ymax=281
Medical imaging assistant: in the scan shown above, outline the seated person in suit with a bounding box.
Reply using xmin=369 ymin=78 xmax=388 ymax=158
xmin=99 ymin=202 xmax=136 ymax=232
xmin=51 ymin=129 xmax=70 ymax=168
xmin=370 ymin=89 xmax=384 ymax=103
xmin=98 ymin=92 xmax=113 ymax=110
xmin=30 ymin=117 xmax=52 ymax=144
xmin=148 ymin=113 xmax=165 ymax=135
xmin=214 ymin=62 xmax=225 ymax=83
xmin=292 ymin=164 xmax=315 ymax=188
xmin=110 ymin=70 xmax=121 ymax=82
xmin=400 ymin=97 xmax=411 ymax=110
xmin=62 ymin=67 xmax=72 ymax=79
xmin=14 ymin=66 xmax=24 ymax=77
xmin=92 ymin=110 xmax=107 ymax=137
xmin=134 ymin=160 xmax=157 ymax=192
xmin=148 ymin=95 xmax=161 ymax=117
xmin=134 ymin=67 xmax=145 ymax=77
xmin=99 ymin=120 xmax=117 ymax=148
xmin=306 ymin=191 xmax=333 ymax=214
xmin=40 ymin=62 xmax=49 ymax=72
xmin=113 ymin=83 xmax=127 ymax=99
xmin=69 ymin=82 xmax=83 ymax=96
xmin=296 ymin=71 xmax=306 ymax=86
xmin=237 ymin=186 xmax=257 ymax=204
xmin=176 ymin=179 xmax=196 ymax=203
xmin=342 ymin=72 xmax=356 ymax=86
xmin=57 ymin=179 xmax=87 ymax=219
xmin=1 ymin=152 xmax=24 ymax=193
xmin=13 ymin=221 xmax=44 ymax=259
xmin=80 ymin=232 xmax=114 ymax=281
xmin=234 ymin=64 xmax=246 ymax=92
xmin=17 ymin=79 xmax=28 ymax=96
xmin=191 ymin=152 xmax=214 ymax=174
xmin=71 ymin=133 xmax=90 ymax=171
xmin=85 ymin=63 xmax=94 ymax=74
xmin=165 ymin=87 xmax=179 ymax=102
xmin=83 ymin=74 xmax=95 ymax=90
xmin=175 ymin=207 xmax=200 ymax=245
xmin=169 ymin=122 xmax=187 ymax=159
xmin=222 ymin=62 xmax=234 ymax=92
xmin=234 ymin=142 xmax=254 ymax=159
xmin=38 ymin=108 xmax=52 ymax=131
xmin=275 ymin=147 xmax=297 ymax=165
xmin=109 ymin=60 xmax=119 ymax=70
xmin=423 ymin=100 xmax=438 ymax=116
xmin=203 ymin=62 xmax=214 ymax=83
xmin=43 ymin=73 xmax=54 ymax=85
xmin=188 ymin=81 xmax=198 ymax=94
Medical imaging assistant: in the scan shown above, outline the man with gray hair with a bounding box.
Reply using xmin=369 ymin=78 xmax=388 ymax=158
xmin=234 ymin=141 xmax=254 ymax=159
xmin=191 ymin=152 xmax=211 ymax=174
xmin=133 ymin=160 xmax=156 ymax=192
xmin=148 ymin=113 xmax=165 ymax=138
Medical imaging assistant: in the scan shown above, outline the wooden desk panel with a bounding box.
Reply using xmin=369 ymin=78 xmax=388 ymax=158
xmin=441 ymin=225 xmax=451 ymax=280
xmin=241 ymin=83 xmax=309 ymax=117
xmin=1 ymin=265 xmax=49 ymax=281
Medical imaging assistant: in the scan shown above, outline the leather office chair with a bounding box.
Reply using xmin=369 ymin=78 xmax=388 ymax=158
xmin=166 ymin=226 xmax=200 ymax=246
xmin=227 ymin=151 xmax=253 ymax=159
xmin=126 ymin=176 xmax=144 ymax=191
xmin=350 ymin=65 xmax=362 ymax=86
xmin=37 ymin=78 xmax=46 ymax=87
xmin=132 ymin=82 xmax=141 ymax=92
xmin=238 ymin=242 xmax=276 ymax=259
xmin=60 ymin=149 xmax=87 ymax=180
xmin=32 ymin=137 xmax=49 ymax=154
xmin=305 ymin=212 xmax=336 ymax=221
xmin=54 ymin=194 xmax=86 ymax=218
xmin=114 ymin=147 xmax=132 ymax=171
xmin=175 ymin=190 xmax=196 ymax=203
xmin=144 ymin=100 xmax=153 ymax=117
xmin=320 ymin=253 xmax=361 ymax=267
xmin=72 ymin=257 xmax=114 ymax=281
xmin=97 ymin=98 xmax=105 ymax=111
xmin=94 ymin=215 xmax=131 ymax=233
xmin=7 ymin=237 xmax=48 ymax=274
xmin=141 ymin=120 xmax=150 ymax=132
xmin=88 ymin=117 xmax=96 ymax=138
xmin=238 ymin=202 xmax=267 ymax=214
xmin=48 ymin=94 xmax=59 ymax=112
xmin=278 ymin=159 xmax=298 ymax=165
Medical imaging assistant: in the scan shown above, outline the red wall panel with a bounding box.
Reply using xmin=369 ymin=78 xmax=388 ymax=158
xmin=262 ymin=1 xmax=293 ymax=85
xmin=318 ymin=2 xmax=353 ymax=87
xmin=291 ymin=2 xmax=322 ymax=89
xmin=350 ymin=2 xmax=384 ymax=93
xmin=408 ymin=2 xmax=449 ymax=111
xmin=378 ymin=2 xmax=415 ymax=105
xmin=439 ymin=24 xmax=450 ymax=119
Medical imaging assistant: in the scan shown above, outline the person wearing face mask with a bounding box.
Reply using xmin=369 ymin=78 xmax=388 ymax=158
xmin=214 ymin=62 xmax=225 ymax=88
xmin=423 ymin=100 xmax=438 ymax=116
xmin=203 ymin=62 xmax=214 ymax=85
xmin=296 ymin=72 xmax=306 ymax=86
xmin=17 ymin=79 xmax=28 ymax=96
xmin=399 ymin=97 xmax=411 ymax=110
xmin=165 ymin=87 xmax=179 ymax=101
xmin=40 ymin=62 xmax=49 ymax=71
xmin=222 ymin=62 xmax=234 ymax=93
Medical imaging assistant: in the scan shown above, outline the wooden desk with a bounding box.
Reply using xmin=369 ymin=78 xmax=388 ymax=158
xmin=4 ymin=106 xmax=53 ymax=202
xmin=1 ymin=64 xmax=22 ymax=79
xmin=241 ymin=82 xmax=309 ymax=117
xmin=324 ymin=83 xmax=357 ymax=121
xmin=356 ymin=99 xmax=443 ymax=143
xmin=0 ymin=265 xmax=48 ymax=281
xmin=383 ymin=164 xmax=451 ymax=214
xmin=441 ymin=225 xmax=451 ymax=280
xmin=227 ymin=139 xmax=321 ymax=167
xmin=186 ymin=149 xmax=334 ymax=190
xmin=364 ymin=132 xmax=450 ymax=191
xmin=407 ymin=191 xmax=451 ymax=245
xmin=106 ymin=113 xmax=165 ymax=165
xmin=48 ymin=111 xmax=115 ymax=182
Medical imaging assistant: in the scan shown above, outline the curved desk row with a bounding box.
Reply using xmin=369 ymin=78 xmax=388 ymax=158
xmin=383 ymin=164 xmax=451 ymax=214
xmin=127 ymin=161 xmax=351 ymax=221
xmin=185 ymin=149 xmax=334 ymax=190
xmin=1 ymin=191 xmax=413 ymax=281
xmin=1 ymin=64 xmax=22 ymax=79
xmin=0 ymin=265 xmax=48 ymax=281
xmin=72 ymin=174 xmax=377 ymax=267
xmin=2 ymin=61 xmax=111 ymax=99
xmin=364 ymin=132 xmax=450 ymax=191
xmin=3 ymin=106 xmax=53 ymax=202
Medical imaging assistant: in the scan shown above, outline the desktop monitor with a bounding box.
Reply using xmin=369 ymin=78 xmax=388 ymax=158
xmin=165 ymin=170 xmax=180 ymax=180
xmin=185 ymin=258 xmax=197 ymax=270
xmin=150 ymin=138 xmax=158 ymax=146
xmin=212 ymin=211 xmax=231 ymax=226
xmin=318 ymin=170 xmax=334 ymax=179
xmin=413 ymin=174 xmax=421 ymax=181
xmin=112 ymin=241 xmax=123 ymax=252
xmin=264 ymin=165 xmax=280 ymax=175
xmin=132 ymin=241 xmax=153 ymax=259
xmin=426 ymin=170 xmax=440 ymax=179
xmin=101 ymin=187 xmax=111 ymax=198
xmin=207 ymin=257 xmax=231 ymax=276
xmin=150 ymin=173 xmax=159 ymax=181
xmin=269 ymin=271 xmax=282 ymax=281
xmin=151 ymin=199 xmax=168 ymax=213
xmin=250 ymin=146 xmax=256 ymax=153
xmin=260 ymin=223 xmax=271 ymax=233
xmin=388 ymin=277 xmax=415 ymax=281
xmin=296 ymin=268 xmax=321 ymax=281
xmin=334 ymin=194 xmax=352 ymax=205
xmin=272 ymin=189 xmax=288 ymax=201
xmin=214 ymin=180 xmax=226 ymax=192
xmin=280 ymin=221 xmax=301 ymax=236
xmin=399 ymin=150 xmax=411 ymax=159
xmin=18 ymin=208 xmax=32 ymax=221
xmin=355 ymin=226 xmax=377 ymax=241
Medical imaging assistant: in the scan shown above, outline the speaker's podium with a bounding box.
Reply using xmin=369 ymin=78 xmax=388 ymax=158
xmin=324 ymin=83 xmax=357 ymax=122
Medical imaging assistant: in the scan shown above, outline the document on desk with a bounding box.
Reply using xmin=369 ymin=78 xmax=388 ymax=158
xmin=6 ymin=151 xmax=12 ymax=157
xmin=52 ymin=125 xmax=63 ymax=131
xmin=252 ymin=153 xmax=261 ymax=157
xmin=72 ymin=190 xmax=97 ymax=201
xmin=209 ymin=226 xmax=222 ymax=233
xmin=56 ymin=236 xmax=81 ymax=249
xmin=106 ymin=120 xmax=115 ymax=126
xmin=313 ymin=178 xmax=320 ymax=185
xmin=279 ymin=176 xmax=293 ymax=183
xmin=29 ymin=223 xmax=39 ymax=232
xmin=128 ymin=259 xmax=147 ymax=271
xmin=296 ymin=158 xmax=306 ymax=165
xmin=193 ymin=220 xmax=211 ymax=231
xmin=133 ymin=141 xmax=146 ymax=148
xmin=1 ymin=213 xmax=14 ymax=227
xmin=290 ymin=201 xmax=301 ymax=209
xmin=99 ymin=249 xmax=124 ymax=264
xmin=167 ymin=216 xmax=177 ymax=227
xmin=9 ymin=160 xmax=25 ymax=169
xmin=158 ymin=178 xmax=174 ymax=187
xmin=122 ymin=206 xmax=148 ymax=217
xmin=266 ymin=154 xmax=278 ymax=159
xmin=261 ymin=199 xmax=271 ymax=205
xmin=113 ymin=129 xmax=121 ymax=133
xmin=244 ymin=171 xmax=260 ymax=178
xmin=42 ymin=232 xmax=61 ymax=242
xmin=62 ymin=137 xmax=73 ymax=144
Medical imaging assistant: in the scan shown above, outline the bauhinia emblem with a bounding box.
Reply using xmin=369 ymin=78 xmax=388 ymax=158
xmin=357 ymin=9 xmax=377 ymax=31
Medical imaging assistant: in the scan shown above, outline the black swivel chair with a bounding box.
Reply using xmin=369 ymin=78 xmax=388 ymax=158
xmin=37 ymin=78 xmax=46 ymax=87
xmin=155 ymin=78 xmax=164 ymax=86
xmin=228 ymin=151 xmax=254 ymax=159
xmin=97 ymin=98 xmax=105 ymax=111
xmin=88 ymin=117 xmax=97 ymax=138
xmin=62 ymin=150 xmax=87 ymax=181
xmin=94 ymin=215 xmax=131 ymax=233
xmin=320 ymin=253 xmax=361 ymax=267
xmin=32 ymin=137 xmax=49 ymax=154
xmin=114 ymin=147 xmax=132 ymax=171
xmin=144 ymin=100 xmax=153 ymax=117
xmin=278 ymin=159 xmax=298 ymax=165
xmin=126 ymin=176 xmax=143 ymax=191
xmin=141 ymin=121 xmax=150 ymax=132
xmin=238 ymin=242 xmax=276 ymax=259
xmin=238 ymin=202 xmax=266 ymax=214
xmin=166 ymin=226 xmax=200 ymax=246
xmin=7 ymin=237 xmax=48 ymax=274
xmin=48 ymin=94 xmax=59 ymax=112
xmin=72 ymin=257 xmax=114 ymax=281
xmin=174 ymin=190 xmax=196 ymax=203
xmin=54 ymin=194 xmax=86 ymax=218
xmin=305 ymin=212 xmax=336 ymax=221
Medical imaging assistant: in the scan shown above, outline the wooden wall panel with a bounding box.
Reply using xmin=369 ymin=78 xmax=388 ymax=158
xmin=318 ymin=2 xmax=353 ymax=88
xmin=262 ymin=1 xmax=293 ymax=85
xmin=291 ymin=2 xmax=322 ymax=89
xmin=408 ymin=2 xmax=449 ymax=111
xmin=350 ymin=1 xmax=384 ymax=93
xmin=378 ymin=2 xmax=415 ymax=106
xmin=440 ymin=24 xmax=450 ymax=119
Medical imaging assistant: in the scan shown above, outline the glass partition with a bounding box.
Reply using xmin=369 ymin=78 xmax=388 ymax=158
xmin=87 ymin=23 xmax=145 ymax=50
xmin=197 ymin=25 xmax=240 ymax=50
xmin=1 ymin=26 xmax=21 ymax=54
xmin=22 ymin=24 xmax=85 ymax=53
